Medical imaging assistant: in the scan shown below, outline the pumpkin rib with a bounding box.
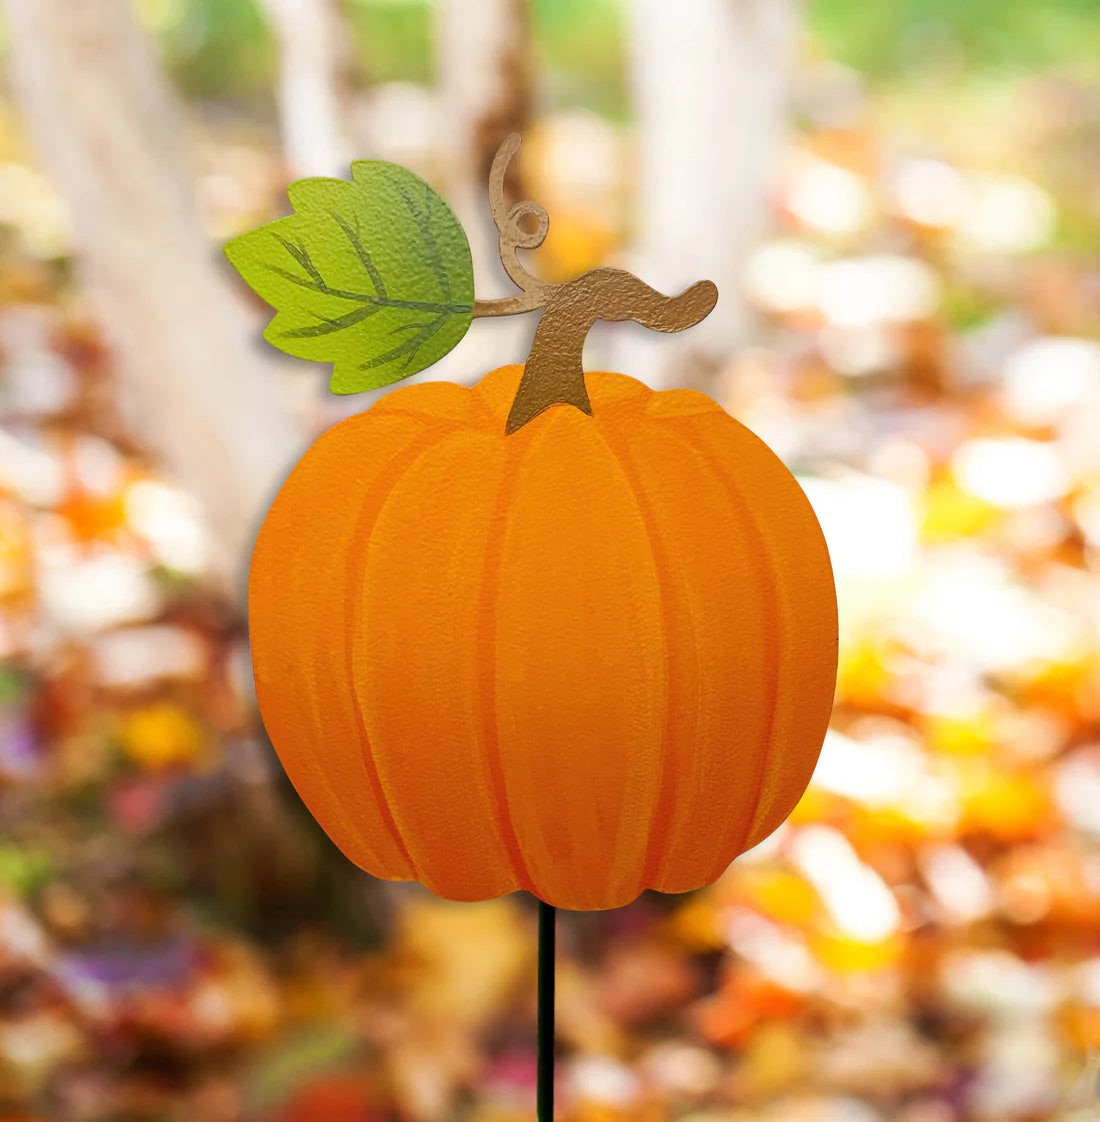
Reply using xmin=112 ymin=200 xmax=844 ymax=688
xmin=613 ymin=414 xmax=778 ymax=894
xmin=355 ymin=427 xmax=529 ymax=901
xmin=565 ymin=413 xmax=666 ymax=907
xmin=682 ymin=415 xmax=835 ymax=855
xmin=259 ymin=580 xmax=411 ymax=877
xmin=493 ymin=407 xmax=665 ymax=908
xmin=469 ymin=372 xmax=511 ymax=429
xmin=673 ymin=424 xmax=783 ymax=877
xmin=741 ymin=547 xmax=836 ymax=848
xmin=474 ymin=427 xmax=538 ymax=897
xmin=301 ymin=586 xmax=417 ymax=879
xmin=368 ymin=379 xmax=475 ymax=425
xmin=597 ymin=417 xmax=683 ymax=895
xmin=341 ymin=425 xmax=467 ymax=881
xmin=752 ymin=558 xmax=835 ymax=843
xmin=695 ymin=423 xmax=834 ymax=849
xmin=250 ymin=416 xmax=432 ymax=880
xmin=359 ymin=407 xmax=466 ymax=426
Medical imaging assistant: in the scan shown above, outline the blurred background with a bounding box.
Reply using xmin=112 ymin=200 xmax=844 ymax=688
xmin=0 ymin=0 xmax=1099 ymax=1119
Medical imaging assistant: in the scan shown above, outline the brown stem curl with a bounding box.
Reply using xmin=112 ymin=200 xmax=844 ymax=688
xmin=472 ymin=134 xmax=718 ymax=434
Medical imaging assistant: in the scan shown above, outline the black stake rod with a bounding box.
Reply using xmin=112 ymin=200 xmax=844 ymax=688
xmin=537 ymin=901 xmax=556 ymax=1122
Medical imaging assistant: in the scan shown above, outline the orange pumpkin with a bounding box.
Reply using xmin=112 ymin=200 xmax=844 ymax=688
xmin=249 ymin=365 xmax=837 ymax=910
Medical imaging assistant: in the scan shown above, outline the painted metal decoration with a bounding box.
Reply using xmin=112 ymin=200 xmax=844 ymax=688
xmin=227 ymin=133 xmax=838 ymax=1119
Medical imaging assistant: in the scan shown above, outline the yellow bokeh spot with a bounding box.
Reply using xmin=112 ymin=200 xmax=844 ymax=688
xmin=119 ymin=702 xmax=206 ymax=771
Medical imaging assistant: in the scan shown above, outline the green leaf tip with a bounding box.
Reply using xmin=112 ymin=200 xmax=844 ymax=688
xmin=224 ymin=160 xmax=475 ymax=393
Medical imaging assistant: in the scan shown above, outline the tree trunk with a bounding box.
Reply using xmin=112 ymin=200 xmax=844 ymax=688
xmin=3 ymin=0 xmax=300 ymax=590
xmin=435 ymin=0 xmax=531 ymax=292
xmin=620 ymin=0 xmax=799 ymax=389
xmin=258 ymin=0 xmax=359 ymax=178
xmin=432 ymin=0 xmax=534 ymax=381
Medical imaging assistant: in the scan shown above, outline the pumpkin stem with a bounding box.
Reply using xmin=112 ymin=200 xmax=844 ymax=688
xmin=470 ymin=134 xmax=718 ymax=435
xmin=506 ymin=269 xmax=718 ymax=434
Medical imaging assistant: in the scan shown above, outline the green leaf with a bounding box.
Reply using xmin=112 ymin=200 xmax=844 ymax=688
xmin=225 ymin=161 xmax=475 ymax=393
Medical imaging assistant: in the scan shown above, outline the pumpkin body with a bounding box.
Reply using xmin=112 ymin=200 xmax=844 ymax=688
xmin=249 ymin=366 xmax=837 ymax=910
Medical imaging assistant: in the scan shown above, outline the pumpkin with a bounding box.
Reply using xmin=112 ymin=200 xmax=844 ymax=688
xmin=249 ymin=364 xmax=837 ymax=911
xmin=229 ymin=134 xmax=838 ymax=912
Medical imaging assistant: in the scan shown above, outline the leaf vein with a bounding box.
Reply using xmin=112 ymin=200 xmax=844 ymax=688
xmin=360 ymin=314 xmax=450 ymax=371
xmin=280 ymin=303 xmax=385 ymax=339
xmin=329 ymin=210 xmax=388 ymax=298
xmin=395 ymin=179 xmax=451 ymax=302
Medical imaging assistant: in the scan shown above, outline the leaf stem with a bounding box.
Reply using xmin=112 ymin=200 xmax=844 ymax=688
xmin=473 ymin=292 xmax=545 ymax=317
xmin=472 ymin=134 xmax=559 ymax=320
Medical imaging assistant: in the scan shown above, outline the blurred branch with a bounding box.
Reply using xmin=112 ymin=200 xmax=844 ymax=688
xmin=257 ymin=0 xmax=361 ymax=177
xmin=621 ymin=0 xmax=799 ymax=389
xmin=2 ymin=0 xmax=300 ymax=592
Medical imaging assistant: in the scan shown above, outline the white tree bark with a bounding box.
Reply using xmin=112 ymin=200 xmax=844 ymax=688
xmin=258 ymin=0 xmax=357 ymax=178
xmin=620 ymin=0 xmax=799 ymax=388
xmin=3 ymin=0 xmax=300 ymax=588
